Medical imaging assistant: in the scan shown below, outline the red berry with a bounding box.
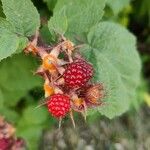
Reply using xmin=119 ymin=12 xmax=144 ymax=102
xmin=0 ymin=138 xmax=13 ymax=150
xmin=47 ymin=94 xmax=70 ymax=118
xmin=63 ymin=59 xmax=93 ymax=88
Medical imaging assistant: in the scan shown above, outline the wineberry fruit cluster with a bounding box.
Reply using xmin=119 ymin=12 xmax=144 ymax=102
xmin=24 ymin=32 xmax=104 ymax=127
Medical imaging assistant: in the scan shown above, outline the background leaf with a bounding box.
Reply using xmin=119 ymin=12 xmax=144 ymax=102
xmin=17 ymin=105 xmax=49 ymax=149
xmin=0 ymin=107 xmax=20 ymax=124
xmin=80 ymin=22 xmax=141 ymax=118
xmin=1 ymin=89 xmax=27 ymax=107
xmin=49 ymin=0 xmax=106 ymax=41
xmin=0 ymin=54 xmax=42 ymax=107
xmin=1 ymin=0 xmax=40 ymax=36
xmin=17 ymin=126 xmax=43 ymax=150
xmin=20 ymin=106 xmax=48 ymax=126
xmin=0 ymin=54 xmax=42 ymax=91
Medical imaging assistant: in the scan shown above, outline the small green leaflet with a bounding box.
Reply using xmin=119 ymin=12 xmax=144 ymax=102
xmin=80 ymin=22 xmax=141 ymax=118
xmin=1 ymin=0 xmax=40 ymax=36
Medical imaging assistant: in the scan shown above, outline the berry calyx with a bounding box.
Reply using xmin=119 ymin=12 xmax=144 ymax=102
xmin=42 ymin=54 xmax=57 ymax=71
xmin=85 ymin=84 xmax=103 ymax=104
xmin=44 ymin=84 xmax=54 ymax=97
xmin=47 ymin=94 xmax=70 ymax=118
xmin=63 ymin=59 xmax=93 ymax=88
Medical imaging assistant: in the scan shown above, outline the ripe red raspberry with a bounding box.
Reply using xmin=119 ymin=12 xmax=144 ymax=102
xmin=47 ymin=94 xmax=70 ymax=118
xmin=63 ymin=59 xmax=93 ymax=88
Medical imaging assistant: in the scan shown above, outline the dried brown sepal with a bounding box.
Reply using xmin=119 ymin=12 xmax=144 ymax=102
xmin=85 ymin=84 xmax=104 ymax=105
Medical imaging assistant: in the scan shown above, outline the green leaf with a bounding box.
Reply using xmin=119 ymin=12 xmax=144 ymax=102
xmin=20 ymin=105 xmax=48 ymax=126
xmin=16 ymin=105 xmax=49 ymax=149
xmin=2 ymin=88 xmax=27 ymax=107
xmin=0 ymin=18 xmax=28 ymax=60
xmin=1 ymin=0 xmax=40 ymax=36
xmin=107 ymin=0 xmax=131 ymax=15
xmin=0 ymin=54 xmax=42 ymax=91
xmin=48 ymin=6 xmax=68 ymax=35
xmin=49 ymin=0 xmax=106 ymax=40
xmin=0 ymin=18 xmax=19 ymax=61
xmin=17 ymin=125 xmax=43 ymax=150
xmin=0 ymin=54 xmax=42 ymax=108
xmin=80 ymin=22 xmax=141 ymax=118
xmin=15 ymin=37 xmax=28 ymax=53
xmin=0 ymin=107 xmax=20 ymax=124
xmin=0 ymin=17 xmax=16 ymax=33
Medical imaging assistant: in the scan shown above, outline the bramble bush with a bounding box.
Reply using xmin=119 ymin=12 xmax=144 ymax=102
xmin=0 ymin=0 xmax=142 ymax=149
